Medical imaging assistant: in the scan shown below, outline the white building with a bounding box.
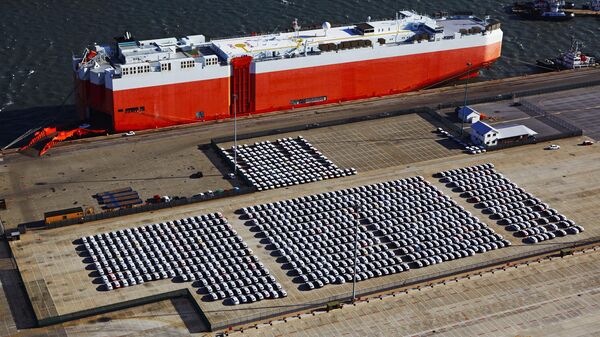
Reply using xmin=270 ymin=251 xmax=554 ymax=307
xmin=471 ymin=121 xmax=537 ymax=147
xmin=457 ymin=106 xmax=481 ymax=123
xmin=471 ymin=121 xmax=498 ymax=147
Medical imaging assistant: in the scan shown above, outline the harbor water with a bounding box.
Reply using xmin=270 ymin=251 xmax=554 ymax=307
xmin=1 ymin=0 xmax=599 ymax=146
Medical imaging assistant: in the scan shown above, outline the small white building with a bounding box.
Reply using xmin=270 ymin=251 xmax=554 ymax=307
xmin=471 ymin=121 xmax=499 ymax=147
xmin=457 ymin=106 xmax=481 ymax=124
xmin=471 ymin=121 xmax=537 ymax=147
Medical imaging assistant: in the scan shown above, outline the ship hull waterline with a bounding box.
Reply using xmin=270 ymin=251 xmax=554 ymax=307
xmin=79 ymin=41 xmax=502 ymax=133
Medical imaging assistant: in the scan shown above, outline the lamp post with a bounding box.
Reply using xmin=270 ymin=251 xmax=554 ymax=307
xmin=461 ymin=62 xmax=472 ymax=136
xmin=352 ymin=219 xmax=359 ymax=302
xmin=233 ymin=94 xmax=238 ymax=173
xmin=351 ymin=205 xmax=362 ymax=302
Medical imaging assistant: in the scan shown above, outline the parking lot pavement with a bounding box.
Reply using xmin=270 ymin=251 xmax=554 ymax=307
xmin=10 ymin=135 xmax=600 ymax=331
xmin=463 ymin=85 xmax=600 ymax=140
xmin=236 ymin=248 xmax=600 ymax=337
xmin=220 ymin=113 xmax=461 ymax=172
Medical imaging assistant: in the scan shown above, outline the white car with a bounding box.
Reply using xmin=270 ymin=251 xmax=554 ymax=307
xmin=546 ymin=144 xmax=560 ymax=150
xmin=124 ymin=131 xmax=136 ymax=137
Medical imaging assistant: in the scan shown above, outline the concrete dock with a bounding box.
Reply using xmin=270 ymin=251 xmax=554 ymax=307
xmin=238 ymin=247 xmax=600 ymax=337
xmin=1 ymin=68 xmax=600 ymax=336
xmin=8 ymin=133 xmax=600 ymax=332
xmin=1 ymin=68 xmax=600 ymax=228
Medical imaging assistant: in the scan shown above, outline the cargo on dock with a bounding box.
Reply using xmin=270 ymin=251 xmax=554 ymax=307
xmin=103 ymin=198 xmax=143 ymax=209
xmin=95 ymin=187 xmax=133 ymax=198
xmin=44 ymin=207 xmax=84 ymax=225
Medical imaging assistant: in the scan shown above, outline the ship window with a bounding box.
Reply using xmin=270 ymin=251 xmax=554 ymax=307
xmin=139 ymin=106 xmax=145 ymax=112
xmin=118 ymin=109 xmax=123 ymax=112
xmin=125 ymin=107 xmax=140 ymax=113
xmin=181 ymin=60 xmax=195 ymax=69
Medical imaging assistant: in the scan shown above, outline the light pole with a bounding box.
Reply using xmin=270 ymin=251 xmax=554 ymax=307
xmin=461 ymin=62 xmax=472 ymax=136
xmin=233 ymin=94 xmax=238 ymax=174
xmin=351 ymin=205 xmax=361 ymax=302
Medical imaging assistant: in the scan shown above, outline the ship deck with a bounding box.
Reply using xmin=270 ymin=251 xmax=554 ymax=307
xmin=211 ymin=14 xmax=485 ymax=60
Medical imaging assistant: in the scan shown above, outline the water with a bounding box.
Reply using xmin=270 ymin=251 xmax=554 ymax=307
xmin=1 ymin=0 xmax=599 ymax=147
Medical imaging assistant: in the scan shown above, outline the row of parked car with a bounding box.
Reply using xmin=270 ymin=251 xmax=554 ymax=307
xmin=78 ymin=213 xmax=286 ymax=305
xmin=242 ymin=175 xmax=509 ymax=291
xmin=437 ymin=163 xmax=584 ymax=244
xmin=220 ymin=136 xmax=356 ymax=190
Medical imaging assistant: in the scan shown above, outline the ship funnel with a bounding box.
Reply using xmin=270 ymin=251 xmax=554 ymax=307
xmin=322 ymin=21 xmax=331 ymax=36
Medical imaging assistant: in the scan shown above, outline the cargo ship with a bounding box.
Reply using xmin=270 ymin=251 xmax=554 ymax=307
xmin=73 ymin=11 xmax=503 ymax=132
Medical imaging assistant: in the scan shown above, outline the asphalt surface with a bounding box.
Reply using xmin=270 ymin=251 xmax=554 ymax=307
xmin=18 ymin=68 xmax=600 ymax=155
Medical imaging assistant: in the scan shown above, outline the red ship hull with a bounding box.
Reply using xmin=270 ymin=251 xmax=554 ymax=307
xmin=77 ymin=41 xmax=502 ymax=132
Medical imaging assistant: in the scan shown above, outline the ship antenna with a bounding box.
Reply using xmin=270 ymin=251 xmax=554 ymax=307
xmin=292 ymin=18 xmax=300 ymax=38
xmin=322 ymin=21 xmax=331 ymax=37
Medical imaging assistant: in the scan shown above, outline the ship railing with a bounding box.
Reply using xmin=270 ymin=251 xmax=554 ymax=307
xmin=254 ymin=55 xmax=286 ymax=63
xmin=485 ymin=21 xmax=502 ymax=31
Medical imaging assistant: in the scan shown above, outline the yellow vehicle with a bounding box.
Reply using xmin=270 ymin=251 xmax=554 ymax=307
xmin=44 ymin=207 xmax=84 ymax=225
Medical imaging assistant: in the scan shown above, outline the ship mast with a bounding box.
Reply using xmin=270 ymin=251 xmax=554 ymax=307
xmin=292 ymin=18 xmax=300 ymax=39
